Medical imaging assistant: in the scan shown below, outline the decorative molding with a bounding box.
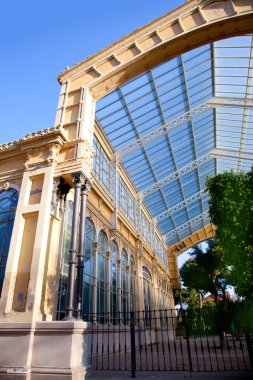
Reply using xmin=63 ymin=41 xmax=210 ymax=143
xmin=0 ymin=141 xmax=17 ymax=151
xmin=24 ymin=153 xmax=32 ymax=169
xmin=0 ymin=181 xmax=20 ymax=193
xmin=22 ymin=126 xmax=61 ymax=141
xmin=82 ymin=141 xmax=95 ymax=169
xmin=24 ymin=143 xmax=62 ymax=169
xmin=0 ymin=126 xmax=63 ymax=152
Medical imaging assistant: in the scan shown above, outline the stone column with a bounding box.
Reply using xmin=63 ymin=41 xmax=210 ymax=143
xmin=64 ymin=173 xmax=84 ymax=320
xmin=42 ymin=177 xmax=71 ymax=320
xmin=0 ymin=163 xmax=57 ymax=322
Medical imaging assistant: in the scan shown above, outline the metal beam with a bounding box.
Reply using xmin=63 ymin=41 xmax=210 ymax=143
xmin=210 ymin=148 xmax=253 ymax=161
xmin=238 ymin=36 xmax=253 ymax=171
xmin=141 ymin=153 xmax=213 ymax=198
xmin=155 ymin=189 xmax=208 ymax=223
xmin=113 ymin=96 xmax=253 ymax=162
xmin=208 ymin=96 xmax=253 ymax=109
xmin=164 ymin=210 xmax=210 ymax=241
xmin=114 ymin=101 xmax=210 ymax=162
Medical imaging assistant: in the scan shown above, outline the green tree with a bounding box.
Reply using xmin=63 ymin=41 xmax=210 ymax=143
xmin=180 ymin=240 xmax=230 ymax=304
xmin=206 ymin=170 xmax=253 ymax=299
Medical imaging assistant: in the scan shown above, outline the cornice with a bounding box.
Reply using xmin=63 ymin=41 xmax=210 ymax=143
xmin=0 ymin=126 xmax=67 ymax=155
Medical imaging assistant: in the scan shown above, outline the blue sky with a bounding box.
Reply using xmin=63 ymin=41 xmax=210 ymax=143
xmin=0 ymin=0 xmax=185 ymax=144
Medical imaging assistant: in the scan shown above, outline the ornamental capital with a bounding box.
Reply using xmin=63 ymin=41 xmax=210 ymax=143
xmin=81 ymin=179 xmax=92 ymax=194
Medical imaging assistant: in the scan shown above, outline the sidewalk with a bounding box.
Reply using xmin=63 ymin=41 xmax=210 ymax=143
xmin=87 ymin=370 xmax=253 ymax=380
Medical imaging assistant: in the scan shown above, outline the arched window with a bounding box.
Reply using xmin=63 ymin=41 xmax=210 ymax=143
xmin=0 ymin=188 xmax=18 ymax=296
xmin=142 ymin=266 xmax=152 ymax=311
xmin=110 ymin=240 xmax=118 ymax=320
xmin=97 ymin=230 xmax=108 ymax=314
xmin=129 ymin=257 xmax=136 ymax=311
xmin=121 ymin=249 xmax=128 ymax=316
xmin=83 ymin=218 xmax=95 ymax=318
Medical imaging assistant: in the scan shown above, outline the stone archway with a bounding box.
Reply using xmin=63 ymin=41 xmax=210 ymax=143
xmin=58 ymin=0 xmax=253 ymax=100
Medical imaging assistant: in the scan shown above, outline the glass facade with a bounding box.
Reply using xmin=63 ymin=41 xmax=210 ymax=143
xmin=93 ymin=135 xmax=110 ymax=192
xmin=110 ymin=240 xmax=118 ymax=318
xmin=129 ymin=257 xmax=136 ymax=311
xmin=83 ymin=218 xmax=95 ymax=317
xmin=121 ymin=249 xmax=128 ymax=315
xmin=92 ymin=131 xmax=168 ymax=269
xmin=141 ymin=211 xmax=150 ymax=244
xmin=97 ymin=230 xmax=108 ymax=314
xmin=143 ymin=266 xmax=152 ymax=311
xmin=57 ymin=203 xmax=167 ymax=320
xmin=57 ymin=201 xmax=73 ymax=320
xmin=117 ymin=176 xmax=135 ymax=223
xmin=0 ymin=188 xmax=18 ymax=296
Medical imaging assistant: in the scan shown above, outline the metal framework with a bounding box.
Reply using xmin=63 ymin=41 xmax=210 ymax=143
xmin=210 ymin=148 xmax=253 ymax=161
xmin=95 ymin=35 xmax=253 ymax=249
xmin=141 ymin=154 xmax=213 ymax=198
xmin=163 ymin=211 xmax=210 ymax=240
xmin=113 ymin=96 xmax=253 ymax=162
xmin=155 ymin=189 xmax=207 ymax=223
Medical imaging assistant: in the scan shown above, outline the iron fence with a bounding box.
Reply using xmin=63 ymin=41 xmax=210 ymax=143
xmin=85 ymin=309 xmax=253 ymax=377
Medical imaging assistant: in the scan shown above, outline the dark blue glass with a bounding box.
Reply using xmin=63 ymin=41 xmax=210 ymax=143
xmin=0 ymin=189 xmax=18 ymax=296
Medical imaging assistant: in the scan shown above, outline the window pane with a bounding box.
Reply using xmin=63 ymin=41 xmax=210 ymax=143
xmin=0 ymin=189 xmax=18 ymax=296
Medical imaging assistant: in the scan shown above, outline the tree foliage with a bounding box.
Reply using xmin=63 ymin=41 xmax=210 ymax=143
xmin=206 ymin=170 xmax=253 ymax=298
xmin=180 ymin=240 xmax=230 ymax=303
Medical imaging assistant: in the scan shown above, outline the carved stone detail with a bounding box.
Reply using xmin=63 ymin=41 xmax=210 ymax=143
xmin=47 ymin=144 xmax=61 ymax=165
xmin=22 ymin=126 xmax=61 ymax=141
xmin=0 ymin=126 xmax=62 ymax=152
xmin=24 ymin=153 xmax=32 ymax=169
xmin=51 ymin=177 xmax=71 ymax=216
xmin=93 ymin=242 xmax=98 ymax=250
xmin=0 ymin=182 xmax=10 ymax=192
xmin=82 ymin=140 xmax=95 ymax=168
xmin=109 ymin=229 xmax=117 ymax=243
xmin=24 ymin=143 xmax=61 ymax=169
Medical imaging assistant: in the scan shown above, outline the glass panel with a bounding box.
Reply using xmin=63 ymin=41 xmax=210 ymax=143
xmin=93 ymin=135 xmax=110 ymax=192
xmin=97 ymin=230 xmax=108 ymax=314
xmin=0 ymin=189 xmax=18 ymax=296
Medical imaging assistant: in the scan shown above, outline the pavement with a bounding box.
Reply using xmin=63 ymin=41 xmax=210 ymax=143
xmin=87 ymin=370 xmax=253 ymax=379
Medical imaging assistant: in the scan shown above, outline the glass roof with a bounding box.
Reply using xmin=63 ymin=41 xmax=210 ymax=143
xmin=95 ymin=35 xmax=253 ymax=247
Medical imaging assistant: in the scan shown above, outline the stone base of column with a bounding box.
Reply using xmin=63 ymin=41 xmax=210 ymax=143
xmin=0 ymin=320 xmax=91 ymax=380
